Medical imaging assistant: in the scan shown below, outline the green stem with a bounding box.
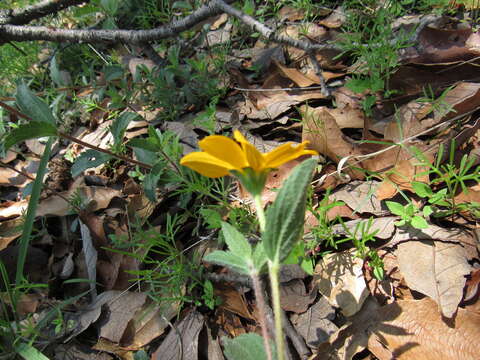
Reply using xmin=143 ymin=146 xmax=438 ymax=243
xmin=254 ymin=194 xmax=266 ymax=232
xmin=15 ymin=137 xmax=54 ymax=295
xmin=268 ymin=260 xmax=284 ymax=360
xmin=251 ymin=272 xmax=273 ymax=360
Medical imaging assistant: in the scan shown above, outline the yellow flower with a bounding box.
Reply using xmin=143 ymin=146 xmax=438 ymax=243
xmin=180 ymin=130 xmax=317 ymax=178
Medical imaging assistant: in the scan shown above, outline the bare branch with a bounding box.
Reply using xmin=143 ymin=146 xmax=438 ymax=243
xmin=1 ymin=0 xmax=89 ymax=26
xmin=212 ymin=0 xmax=338 ymax=53
xmin=0 ymin=0 xmax=225 ymax=44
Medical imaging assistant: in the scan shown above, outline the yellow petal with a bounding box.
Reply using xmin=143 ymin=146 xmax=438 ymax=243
xmin=180 ymin=152 xmax=232 ymax=178
xmin=233 ymin=130 xmax=265 ymax=171
xmin=199 ymin=135 xmax=248 ymax=170
xmin=264 ymin=142 xmax=317 ymax=168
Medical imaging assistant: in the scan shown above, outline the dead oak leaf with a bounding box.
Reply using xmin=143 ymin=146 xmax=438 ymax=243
xmin=396 ymin=239 xmax=472 ymax=318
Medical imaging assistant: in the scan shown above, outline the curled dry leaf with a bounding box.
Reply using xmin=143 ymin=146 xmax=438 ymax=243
xmin=367 ymin=298 xmax=480 ymax=360
xmin=396 ymin=240 xmax=472 ymax=318
xmin=151 ymin=310 xmax=204 ymax=360
xmin=316 ymin=297 xmax=480 ymax=360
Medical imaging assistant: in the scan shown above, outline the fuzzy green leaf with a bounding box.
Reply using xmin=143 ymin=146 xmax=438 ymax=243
xmin=3 ymin=121 xmax=58 ymax=151
xmin=253 ymin=242 xmax=267 ymax=273
xmin=262 ymin=158 xmax=316 ymax=262
xmin=16 ymin=83 xmax=56 ymax=125
xmin=203 ymin=250 xmax=250 ymax=275
xmin=221 ymin=222 xmax=252 ymax=258
xmin=223 ymin=333 xmax=273 ymax=360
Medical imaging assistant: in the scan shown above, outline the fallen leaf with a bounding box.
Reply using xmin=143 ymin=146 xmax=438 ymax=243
xmin=319 ymin=7 xmax=346 ymax=28
xmin=151 ymin=310 xmax=204 ymax=360
xmin=314 ymin=249 xmax=369 ymax=316
xmin=96 ymin=292 xmax=147 ymax=343
xmin=331 ymin=217 xmax=397 ymax=240
xmin=291 ymin=296 xmax=338 ymax=349
xmin=368 ymin=298 xmax=480 ymax=360
xmin=330 ymin=180 xmax=389 ymax=216
xmin=280 ymin=279 xmax=316 ymax=313
xmin=396 ymin=240 xmax=472 ymax=318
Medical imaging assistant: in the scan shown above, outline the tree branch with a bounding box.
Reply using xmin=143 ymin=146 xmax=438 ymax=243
xmin=212 ymin=0 xmax=338 ymax=53
xmin=0 ymin=0 xmax=226 ymax=44
xmin=1 ymin=0 xmax=89 ymax=26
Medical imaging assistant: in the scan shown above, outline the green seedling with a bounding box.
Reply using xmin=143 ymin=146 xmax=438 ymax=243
xmin=385 ymin=200 xmax=428 ymax=229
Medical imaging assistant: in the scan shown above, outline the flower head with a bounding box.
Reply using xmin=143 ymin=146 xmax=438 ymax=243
xmin=180 ymin=130 xmax=317 ymax=195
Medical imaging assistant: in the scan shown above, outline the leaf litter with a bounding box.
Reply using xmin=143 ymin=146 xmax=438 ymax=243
xmin=1 ymin=2 xmax=480 ymax=360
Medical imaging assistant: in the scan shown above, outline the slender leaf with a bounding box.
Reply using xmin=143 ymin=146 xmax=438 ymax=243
xmin=15 ymin=343 xmax=49 ymax=360
xmin=110 ymin=112 xmax=138 ymax=145
xmin=223 ymin=333 xmax=274 ymax=360
xmin=16 ymin=83 xmax=56 ymax=125
xmin=3 ymin=121 xmax=57 ymax=151
xmin=143 ymin=162 xmax=165 ymax=202
xmin=262 ymin=158 xmax=316 ymax=262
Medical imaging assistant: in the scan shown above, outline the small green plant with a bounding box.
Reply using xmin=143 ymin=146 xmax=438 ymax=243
xmin=341 ymin=218 xmax=384 ymax=280
xmin=138 ymin=46 xmax=226 ymax=123
xmin=338 ymin=1 xmax=413 ymax=114
xmin=411 ymin=142 xmax=480 ymax=219
xmin=385 ymin=200 xmax=429 ymax=229
xmin=309 ymin=190 xmax=345 ymax=249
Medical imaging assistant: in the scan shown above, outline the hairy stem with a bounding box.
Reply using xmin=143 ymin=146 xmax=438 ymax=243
xmin=251 ymin=272 xmax=273 ymax=360
xmin=268 ymin=260 xmax=284 ymax=360
xmin=253 ymin=194 xmax=266 ymax=232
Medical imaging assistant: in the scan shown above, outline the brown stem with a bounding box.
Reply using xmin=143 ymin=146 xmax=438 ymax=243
xmin=0 ymin=100 xmax=152 ymax=169
xmin=0 ymin=160 xmax=80 ymax=212
xmin=57 ymin=131 xmax=152 ymax=169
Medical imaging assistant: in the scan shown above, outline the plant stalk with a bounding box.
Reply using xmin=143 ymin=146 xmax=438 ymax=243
xmin=15 ymin=137 xmax=54 ymax=293
xmin=251 ymin=272 xmax=273 ymax=360
xmin=253 ymin=194 xmax=266 ymax=232
xmin=268 ymin=260 xmax=284 ymax=360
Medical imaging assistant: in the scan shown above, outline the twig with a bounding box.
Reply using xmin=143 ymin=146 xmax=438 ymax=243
xmin=0 ymin=101 xmax=152 ymax=170
xmin=205 ymin=272 xmax=252 ymax=287
xmin=0 ymin=160 xmax=79 ymax=211
xmin=0 ymin=0 xmax=228 ymax=44
xmin=308 ymin=52 xmax=330 ymax=97
xmin=212 ymin=0 xmax=337 ymax=53
xmin=58 ymin=131 xmax=152 ymax=169
xmin=281 ymin=310 xmax=311 ymax=359
xmin=1 ymin=0 xmax=89 ymax=26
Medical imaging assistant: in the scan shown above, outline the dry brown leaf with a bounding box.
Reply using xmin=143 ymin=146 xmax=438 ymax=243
xmin=319 ymin=7 xmax=346 ymax=28
xmin=97 ymin=292 xmax=147 ymax=343
xmin=0 ymin=217 xmax=23 ymax=251
xmin=291 ymin=296 xmax=338 ymax=349
xmin=331 ymin=217 xmax=397 ymax=240
xmin=368 ymin=298 xmax=480 ymax=360
xmin=127 ymin=298 xmax=181 ymax=348
xmin=396 ymin=240 xmax=472 ymax=318
xmin=280 ymin=279 xmax=317 ymax=313
xmin=330 ymin=180 xmax=389 ymax=216
xmin=314 ymin=249 xmax=369 ymax=316
xmin=215 ymin=283 xmax=254 ymax=320
xmin=278 ymin=5 xmax=306 ymax=21
xmin=274 ymin=61 xmax=321 ymax=87
xmin=316 ymin=297 xmax=480 ymax=360
xmin=301 ymin=105 xmax=363 ymax=180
